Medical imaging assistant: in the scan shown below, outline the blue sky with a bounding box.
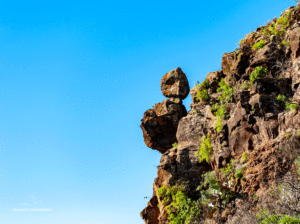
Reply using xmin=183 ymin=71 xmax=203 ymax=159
xmin=0 ymin=0 xmax=297 ymax=223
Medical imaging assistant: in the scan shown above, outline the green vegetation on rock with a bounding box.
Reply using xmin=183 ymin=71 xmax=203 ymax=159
xmin=252 ymin=39 xmax=265 ymax=50
xmin=286 ymin=102 xmax=298 ymax=111
xmin=256 ymin=209 xmax=300 ymax=224
xmin=281 ymin=40 xmax=290 ymax=46
xmin=234 ymin=168 xmax=245 ymax=179
xmin=276 ymin=94 xmax=286 ymax=102
xmin=195 ymin=79 xmax=210 ymax=102
xmin=196 ymin=133 xmax=212 ymax=164
xmin=157 ymin=184 xmax=201 ymax=224
xmin=250 ymin=66 xmax=268 ymax=85
xmin=210 ymin=78 xmax=235 ymax=133
xmin=242 ymin=152 xmax=247 ymax=163
xmin=172 ymin=142 xmax=178 ymax=148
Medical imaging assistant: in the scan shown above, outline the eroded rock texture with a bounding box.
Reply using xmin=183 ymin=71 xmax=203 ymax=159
xmin=161 ymin=67 xmax=190 ymax=100
xmin=140 ymin=99 xmax=187 ymax=153
xmin=140 ymin=4 xmax=300 ymax=224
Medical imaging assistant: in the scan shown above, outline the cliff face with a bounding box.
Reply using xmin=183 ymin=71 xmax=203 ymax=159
xmin=140 ymin=4 xmax=300 ymax=224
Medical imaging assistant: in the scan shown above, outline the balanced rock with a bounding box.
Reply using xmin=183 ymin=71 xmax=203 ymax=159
xmin=160 ymin=67 xmax=190 ymax=99
xmin=140 ymin=99 xmax=187 ymax=153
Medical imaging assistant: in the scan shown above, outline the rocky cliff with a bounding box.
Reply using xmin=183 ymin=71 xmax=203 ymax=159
xmin=140 ymin=3 xmax=300 ymax=224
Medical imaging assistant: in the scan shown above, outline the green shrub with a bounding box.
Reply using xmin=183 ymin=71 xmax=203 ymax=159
xmin=197 ymin=171 xmax=220 ymax=205
xmin=220 ymin=159 xmax=235 ymax=178
xmin=158 ymin=184 xmax=201 ymax=224
xmin=215 ymin=117 xmax=223 ymax=134
xmin=241 ymin=177 xmax=246 ymax=182
xmin=196 ymin=88 xmax=209 ymax=102
xmin=287 ymin=10 xmax=293 ymax=17
xmin=252 ymin=39 xmax=265 ymax=50
xmin=286 ymin=133 xmax=291 ymax=138
xmin=276 ymin=15 xmax=290 ymax=29
xmin=262 ymin=15 xmax=290 ymax=38
xmin=276 ymin=94 xmax=286 ymax=102
xmin=256 ymin=209 xmax=300 ymax=224
xmin=242 ymin=152 xmax=247 ymax=163
xmin=212 ymin=79 xmax=235 ymax=133
xmin=237 ymin=53 xmax=242 ymax=59
xmin=214 ymin=104 xmax=226 ymax=118
xmin=297 ymin=129 xmax=300 ymax=137
xmin=197 ymin=171 xmax=235 ymax=206
xmin=281 ymin=40 xmax=290 ymax=46
xmin=286 ymin=102 xmax=298 ymax=111
xmin=195 ymin=79 xmax=210 ymax=102
xmin=196 ymin=134 xmax=213 ymax=163
xmin=250 ymin=66 xmax=268 ymax=85
xmin=234 ymin=169 xmax=244 ymax=179
xmin=217 ymin=78 xmax=234 ymax=102
xmin=172 ymin=142 xmax=178 ymax=148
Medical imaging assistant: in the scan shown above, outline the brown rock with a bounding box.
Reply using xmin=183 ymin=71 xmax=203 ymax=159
xmin=222 ymin=52 xmax=235 ymax=75
xmin=292 ymin=57 xmax=300 ymax=89
xmin=249 ymin=43 xmax=279 ymax=67
xmin=140 ymin=99 xmax=187 ymax=153
xmin=140 ymin=196 xmax=160 ymax=224
xmin=160 ymin=67 xmax=190 ymax=99
xmin=233 ymin=46 xmax=252 ymax=76
xmin=287 ymin=23 xmax=300 ymax=60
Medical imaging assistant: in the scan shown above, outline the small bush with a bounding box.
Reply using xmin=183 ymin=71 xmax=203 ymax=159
xmin=256 ymin=209 xmax=300 ymax=224
xmin=220 ymin=159 xmax=235 ymax=178
xmin=252 ymin=39 xmax=265 ymax=50
xmin=172 ymin=142 xmax=178 ymax=148
xmin=286 ymin=102 xmax=298 ymax=111
xmin=197 ymin=171 xmax=221 ymax=205
xmin=281 ymin=40 xmax=290 ymax=46
xmin=250 ymin=66 xmax=268 ymax=85
xmin=234 ymin=169 xmax=244 ymax=179
xmin=276 ymin=94 xmax=286 ymax=102
xmin=286 ymin=133 xmax=291 ymax=138
xmin=196 ymin=134 xmax=213 ymax=163
xmin=158 ymin=184 xmax=201 ymax=224
xmin=242 ymin=152 xmax=247 ymax=163
xmin=217 ymin=78 xmax=234 ymax=102
xmin=195 ymin=79 xmax=210 ymax=102
xmin=297 ymin=129 xmax=300 ymax=137
xmin=276 ymin=15 xmax=290 ymax=29
xmin=215 ymin=117 xmax=223 ymax=134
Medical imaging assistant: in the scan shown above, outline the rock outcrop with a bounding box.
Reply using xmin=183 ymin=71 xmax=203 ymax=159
xmin=140 ymin=4 xmax=300 ymax=224
xmin=140 ymin=68 xmax=189 ymax=153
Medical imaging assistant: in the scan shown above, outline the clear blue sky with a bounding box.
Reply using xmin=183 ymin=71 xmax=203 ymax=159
xmin=0 ymin=0 xmax=296 ymax=223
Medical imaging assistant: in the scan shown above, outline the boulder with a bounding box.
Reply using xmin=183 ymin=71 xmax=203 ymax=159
xmin=160 ymin=67 xmax=190 ymax=99
xmin=140 ymin=99 xmax=187 ymax=153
